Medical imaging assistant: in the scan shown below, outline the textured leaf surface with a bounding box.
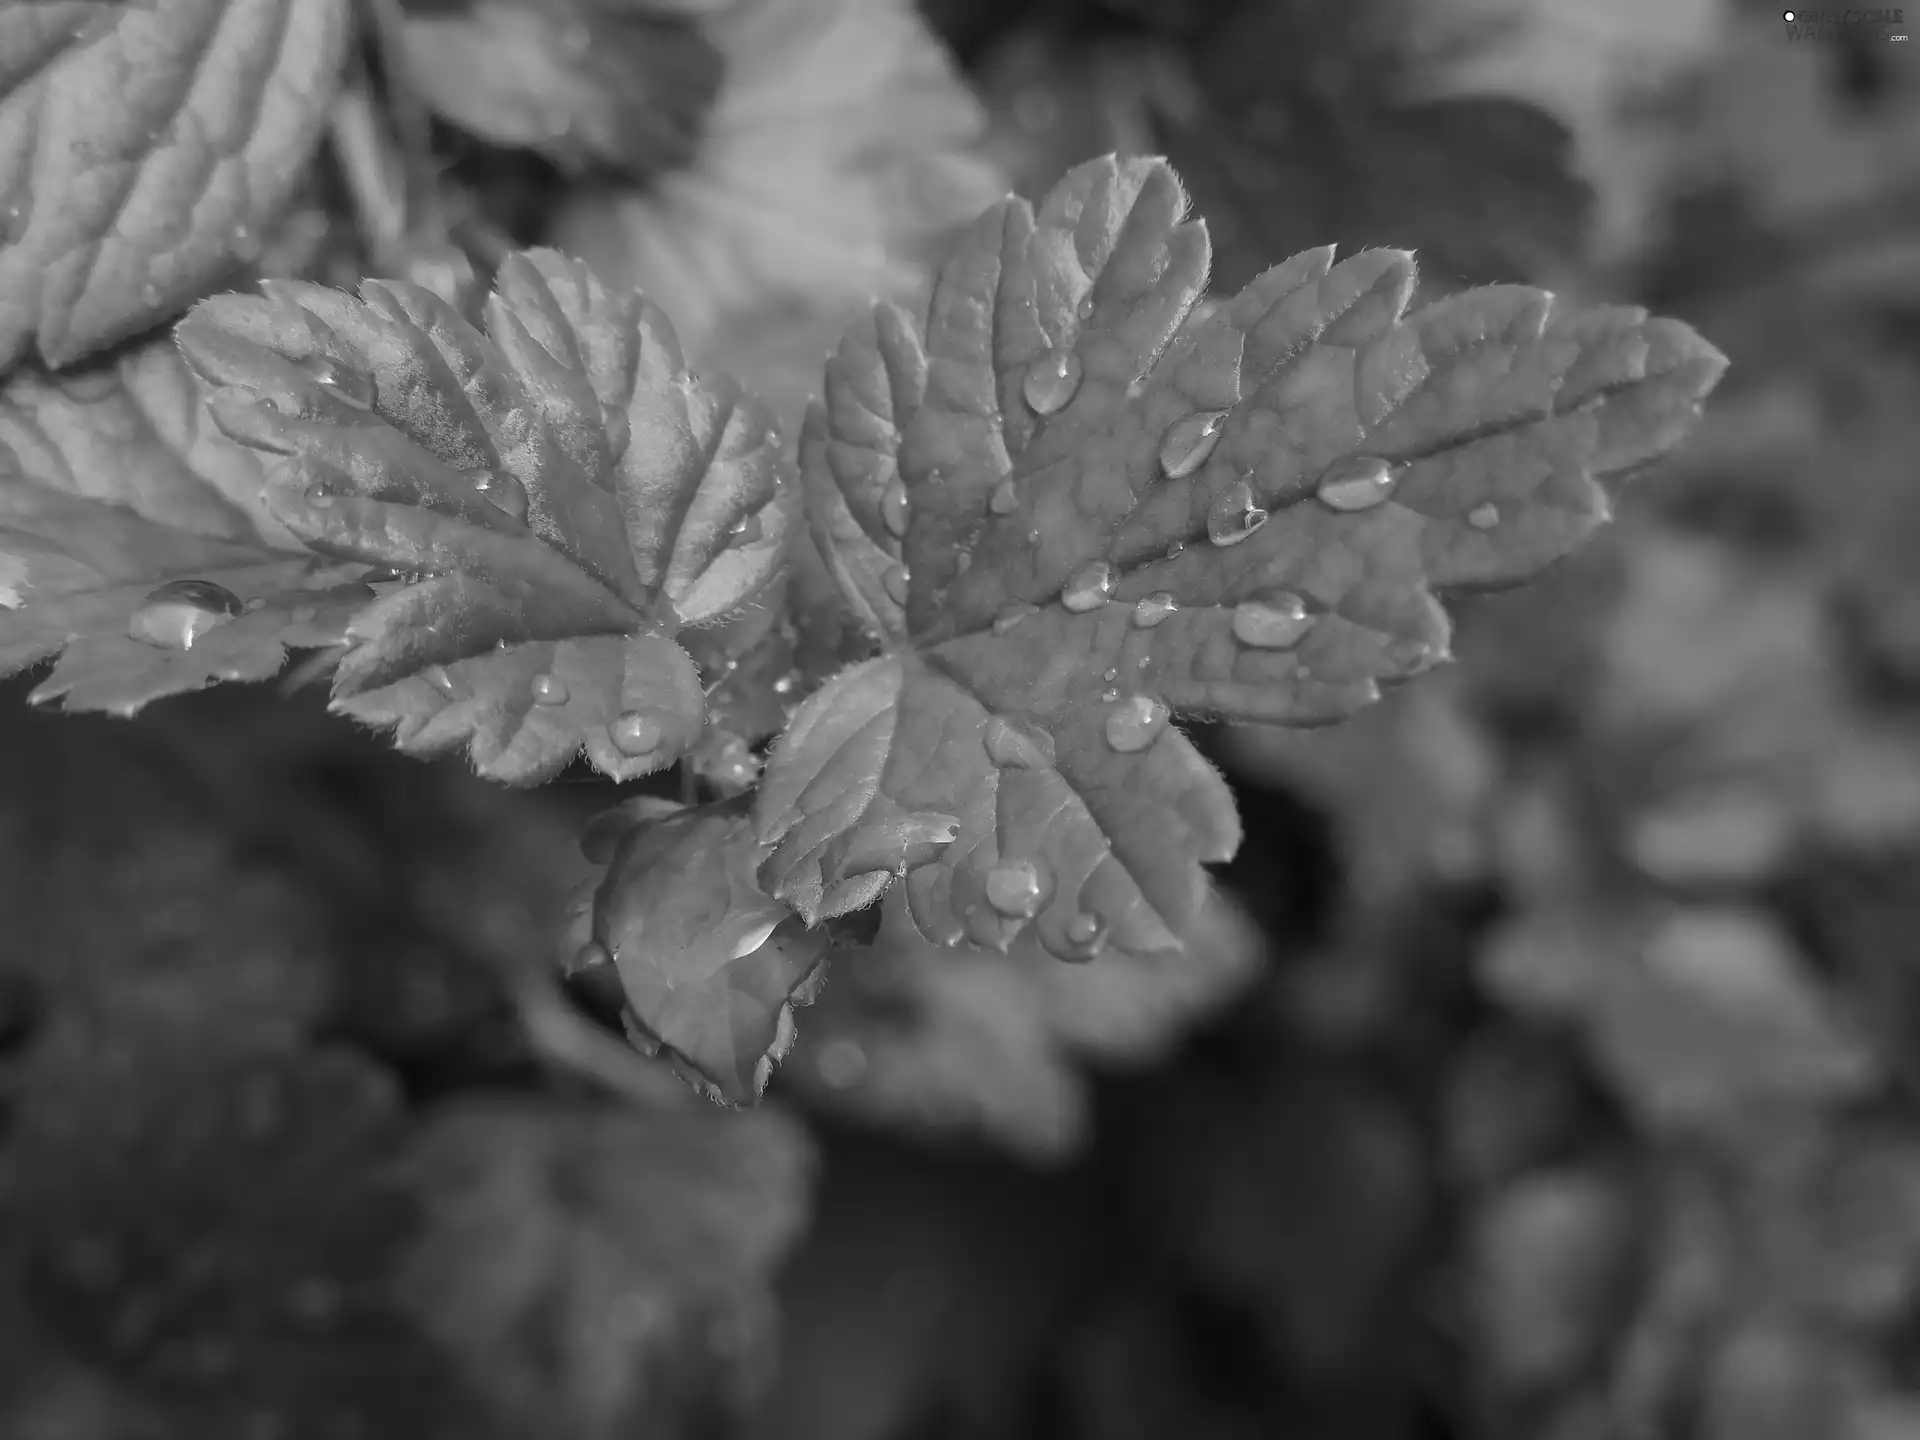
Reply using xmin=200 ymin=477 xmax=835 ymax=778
xmin=179 ymin=248 xmax=796 ymax=783
xmin=758 ymin=153 xmax=1727 ymax=957
xmin=0 ymin=338 xmax=370 ymax=714
xmin=570 ymin=797 xmax=829 ymax=1104
xmin=0 ymin=0 xmax=350 ymax=371
xmin=392 ymin=1099 xmax=813 ymax=1437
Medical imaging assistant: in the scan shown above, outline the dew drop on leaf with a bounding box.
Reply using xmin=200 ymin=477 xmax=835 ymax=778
xmin=1159 ymin=410 xmax=1230 ymax=479
xmin=1076 ymin=294 xmax=1095 ymax=321
xmin=1023 ymin=348 xmax=1082 ymax=415
xmin=988 ymin=479 xmax=1019 ymax=515
xmin=1060 ymin=560 xmax=1115 ymax=614
xmin=1103 ymin=694 xmax=1168 ymax=753
xmin=1468 ymin=502 xmax=1501 ymax=530
xmin=306 ymin=354 xmax=373 ymax=410
xmin=126 ymin=579 xmax=242 ymax=651
xmin=530 ymin=673 xmax=568 ymax=706
xmin=1102 ymin=667 xmax=1118 ymax=682
xmin=729 ymin=919 xmax=781 ymax=960
xmin=1132 ymin=591 xmax=1178 ymax=628
xmin=610 ymin=709 xmax=672 ymax=757
xmin=982 ymin=715 xmax=1054 ymax=769
xmin=993 ymin=603 xmax=1036 ymax=635
xmin=1231 ymin=593 xmax=1315 ymax=649
xmin=883 ymin=564 xmax=910 ymax=606
xmin=730 ymin=512 xmax=764 ymax=544
xmin=1100 ymin=687 xmax=1120 ymax=702
xmin=423 ymin=665 xmax=466 ymax=699
xmin=985 ymin=858 xmax=1049 ymax=918
xmin=1059 ymin=911 xmax=1108 ymax=959
xmin=1206 ymin=479 xmax=1268 ymax=547
xmin=305 ymin=484 xmax=337 ymax=508
xmin=773 ymin=673 xmax=797 ymax=697
xmin=462 ymin=467 xmax=527 ymax=521
xmin=1316 ymin=455 xmax=1398 ymax=512
xmin=880 ymin=479 xmax=910 ymax=538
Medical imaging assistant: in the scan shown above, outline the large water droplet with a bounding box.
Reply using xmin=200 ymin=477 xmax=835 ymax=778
xmin=988 ymin=478 xmax=1019 ymax=515
xmin=882 ymin=564 xmax=909 ymax=606
xmin=462 ymin=466 xmax=527 ymax=521
xmin=992 ymin=603 xmax=1036 ymax=635
xmin=1317 ymin=455 xmax=1398 ymax=512
xmin=530 ymin=673 xmax=568 ymax=706
xmin=1231 ymin=593 xmax=1314 ymax=649
xmin=1104 ymin=694 xmax=1168 ymax=752
xmin=985 ymin=859 xmax=1049 ymax=918
xmin=1206 ymin=479 xmax=1268 ymax=546
xmin=1060 ymin=560 xmax=1114 ymax=614
xmin=1159 ymin=410 xmax=1230 ymax=479
xmin=611 ymin=708 xmax=673 ymax=757
xmin=1023 ymin=348 xmax=1082 ymax=415
xmin=127 ymin=579 xmax=244 ymax=651
xmin=1132 ymin=592 xmax=1178 ymax=628
xmin=881 ymin=479 xmax=910 ymax=538
xmin=1467 ymin=502 xmax=1500 ymax=531
xmin=983 ymin=716 xmax=1055 ymax=769
xmin=306 ymin=354 xmax=373 ymax=409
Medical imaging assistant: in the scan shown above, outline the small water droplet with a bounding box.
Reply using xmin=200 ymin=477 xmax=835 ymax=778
xmin=1231 ymin=593 xmax=1315 ymax=649
xmin=883 ymin=564 xmax=909 ymax=606
xmin=462 ymin=466 xmax=527 ymax=521
xmin=1100 ymin=687 xmax=1120 ymax=702
xmin=306 ymin=354 xmax=373 ymax=409
xmin=422 ymin=665 xmax=464 ymax=699
xmin=305 ymin=484 xmax=337 ymax=507
xmin=1104 ymin=694 xmax=1168 ymax=752
xmin=1206 ymin=479 xmax=1268 ymax=546
xmin=992 ymin=603 xmax=1036 ymax=636
xmin=1023 ymin=348 xmax=1082 ymax=415
xmin=985 ymin=859 xmax=1049 ymax=918
xmin=1316 ymin=455 xmax=1398 ymax=512
xmin=988 ymin=478 xmax=1019 ymax=515
xmin=982 ymin=716 xmax=1055 ymax=769
xmin=729 ymin=512 xmax=764 ymax=544
xmin=1060 ymin=560 xmax=1114 ymax=614
xmin=1159 ymin=410 xmax=1230 ymax=479
xmin=1102 ymin=667 xmax=1118 ymax=682
xmin=1467 ymin=502 xmax=1500 ymax=530
xmin=127 ymin=579 xmax=244 ymax=650
xmin=1165 ymin=539 xmax=1186 ymax=560
xmin=530 ymin=674 xmax=568 ymax=705
xmin=1075 ymin=294 xmax=1095 ymax=321
xmin=1064 ymin=911 xmax=1107 ymax=955
xmin=880 ymin=479 xmax=910 ymax=537
xmin=1132 ymin=592 xmax=1177 ymax=628
xmin=773 ymin=673 xmax=797 ymax=696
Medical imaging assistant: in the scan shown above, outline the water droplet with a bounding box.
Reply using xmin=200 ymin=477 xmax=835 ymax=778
xmin=611 ymin=709 xmax=673 ymax=756
xmin=1132 ymin=592 xmax=1178 ymax=628
xmin=422 ymin=665 xmax=464 ymax=699
xmin=1100 ymin=687 xmax=1120 ymax=702
xmin=1104 ymin=694 xmax=1168 ymax=752
xmin=982 ymin=716 xmax=1055 ymax=769
xmin=881 ymin=479 xmax=909 ymax=537
xmin=1165 ymin=539 xmax=1186 ymax=560
xmin=530 ymin=674 xmax=568 ymax=705
xmin=729 ymin=512 xmax=763 ymax=544
xmin=985 ymin=859 xmax=1049 ymax=918
xmin=462 ymin=466 xmax=527 ymax=521
xmin=1060 ymin=560 xmax=1114 ymax=614
xmin=773 ymin=673 xmax=797 ymax=696
xmin=306 ymin=354 xmax=373 ymax=409
xmin=883 ymin=564 xmax=909 ymax=606
xmin=1063 ymin=911 xmax=1108 ymax=956
xmin=993 ymin=603 xmax=1036 ymax=635
xmin=1467 ymin=502 xmax=1500 ymax=530
xmin=1075 ymin=294 xmax=1095 ymax=321
xmin=1102 ymin=667 xmax=1118 ymax=682
xmin=1231 ymin=593 xmax=1315 ymax=649
xmin=988 ymin=478 xmax=1020 ymax=515
xmin=1316 ymin=455 xmax=1398 ymax=512
xmin=127 ymin=579 xmax=244 ymax=650
xmin=305 ymin=484 xmax=337 ymax=507
xmin=730 ymin=919 xmax=781 ymax=960
xmin=1159 ymin=410 xmax=1230 ymax=479
xmin=1023 ymin=348 xmax=1082 ymax=415
xmin=1206 ymin=479 xmax=1268 ymax=546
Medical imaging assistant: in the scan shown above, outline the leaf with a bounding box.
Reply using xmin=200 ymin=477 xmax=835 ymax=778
xmin=0 ymin=337 xmax=372 ymax=715
xmin=390 ymin=1098 xmax=813 ymax=1440
xmin=576 ymin=796 xmax=829 ymax=1104
xmin=758 ymin=153 xmax=1727 ymax=959
xmin=0 ymin=0 xmax=351 ymax=371
xmin=178 ymin=247 xmax=797 ymax=784
xmin=398 ymin=0 xmax=723 ymax=178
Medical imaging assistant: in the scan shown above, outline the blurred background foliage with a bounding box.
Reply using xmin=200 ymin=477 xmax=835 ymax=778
xmin=6 ymin=0 xmax=1920 ymax=1436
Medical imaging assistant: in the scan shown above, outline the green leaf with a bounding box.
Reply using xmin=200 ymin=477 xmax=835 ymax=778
xmin=0 ymin=0 xmax=351 ymax=371
xmin=758 ymin=153 xmax=1728 ymax=957
xmin=391 ymin=1099 xmax=813 ymax=1438
xmin=570 ymin=796 xmax=829 ymax=1104
xmin=0 ymin=338 xmax=371 ymax=715
xmin=178 ymin=248 xmax=797 ymax=784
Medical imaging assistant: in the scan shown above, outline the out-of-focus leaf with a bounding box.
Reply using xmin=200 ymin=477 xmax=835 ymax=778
xmin=390 ymin=1099 xmax=813 ymax=1440
xmin=178 ymin=248 xmax=796 ymax=783
xmin=0 ymin=339 xmax=371 ymax=714
xmin=760 ymin=153 xmax=1726 ymax=961
xmin=0 ymin=0 xmax=350 ymax=370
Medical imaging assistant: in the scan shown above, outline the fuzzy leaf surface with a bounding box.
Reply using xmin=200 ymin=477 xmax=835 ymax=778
xmin=178 ymin=248 xmax=796 ymax=783
xmin=0 ymin=338 xmax=370 ymax=714
xmin=759 ymin=153 xmax=1728 ymax=956
xmin=0 ymin=0 xmax=350 ymax=371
